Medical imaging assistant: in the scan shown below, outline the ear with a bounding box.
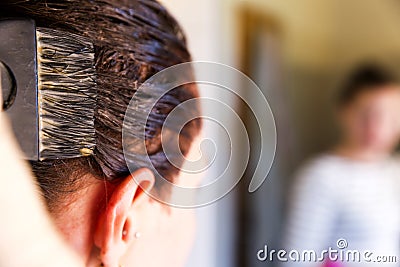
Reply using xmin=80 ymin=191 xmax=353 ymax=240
xmin=94 ymin=168 xmax=155 ymax=267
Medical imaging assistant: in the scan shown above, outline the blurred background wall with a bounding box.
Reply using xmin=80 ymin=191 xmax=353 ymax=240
xmin=161 ymin=0 xmax=400 ymax=266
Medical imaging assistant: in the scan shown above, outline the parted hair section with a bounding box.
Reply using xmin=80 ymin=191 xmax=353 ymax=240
xmin=0 ymin=0 xmax=202 ymax=207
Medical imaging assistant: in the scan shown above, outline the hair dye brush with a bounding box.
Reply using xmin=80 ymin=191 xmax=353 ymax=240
xmin=0 ymin=19 xmax=96 ymax=160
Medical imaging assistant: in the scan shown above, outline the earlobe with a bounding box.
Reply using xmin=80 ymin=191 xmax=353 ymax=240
xmin=94 ymin=168 xmax=155 ymax=267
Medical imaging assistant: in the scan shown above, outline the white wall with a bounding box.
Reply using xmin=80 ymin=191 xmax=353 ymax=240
xmin=159 ymin=1 xmax=236 ymax=267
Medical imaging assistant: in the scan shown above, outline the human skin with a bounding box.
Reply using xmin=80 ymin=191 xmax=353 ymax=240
xmin=335 ymin=85 xmax=400 ymax=160
xmin=0 ymin=83 xmax=84 ymax=267
xmin=54 ymin=135 xmax=204 ymax=267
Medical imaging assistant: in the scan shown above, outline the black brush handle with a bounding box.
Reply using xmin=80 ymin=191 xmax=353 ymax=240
xmin=0 ymin=19 xmax=39 ymax=161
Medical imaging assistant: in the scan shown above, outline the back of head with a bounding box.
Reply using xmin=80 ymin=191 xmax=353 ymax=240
xmin=0 ymin=0 xmax=202 ymax=210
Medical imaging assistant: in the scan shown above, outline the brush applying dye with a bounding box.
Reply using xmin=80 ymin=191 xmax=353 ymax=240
xmin=0 ymin=19 xmax=96 ymax=160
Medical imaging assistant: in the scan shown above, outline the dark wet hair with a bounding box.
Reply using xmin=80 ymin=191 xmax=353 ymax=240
xmin=337 ymin=64 xmax=399 ymax=107
xmin=0 ymin=0 xmax=201 ymax=210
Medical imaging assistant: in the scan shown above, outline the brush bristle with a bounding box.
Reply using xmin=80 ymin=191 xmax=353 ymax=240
xmin=36 ymin=28 xmax=96 ymax=160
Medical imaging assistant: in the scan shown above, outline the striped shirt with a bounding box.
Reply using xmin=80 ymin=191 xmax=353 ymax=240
xmin=282 ymin=154 xmax=400 ymax=267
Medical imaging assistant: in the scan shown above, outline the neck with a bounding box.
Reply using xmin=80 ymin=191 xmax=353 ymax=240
xmin=334 ymin=141 xmax=390 ymax=162
xmin=51 ymin=179 xmax=105 ymax=265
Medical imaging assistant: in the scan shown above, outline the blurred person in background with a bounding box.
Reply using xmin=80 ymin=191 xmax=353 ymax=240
xmin=282 ymin=65 xmax=400 ymax=267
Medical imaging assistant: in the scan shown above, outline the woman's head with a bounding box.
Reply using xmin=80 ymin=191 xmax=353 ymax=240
xmin=336 ymin=64 xmax=400 ymax=155
xmin=0 ymin=0 xmax=202 ymax=266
